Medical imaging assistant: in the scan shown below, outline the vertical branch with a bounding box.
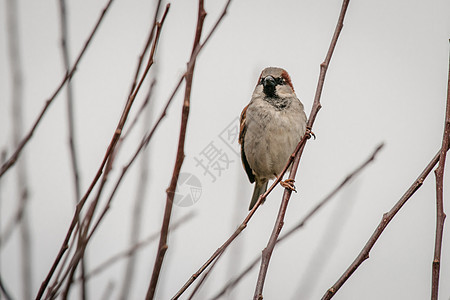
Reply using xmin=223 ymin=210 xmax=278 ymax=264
xmin=253 ymin=1 xmax=350 ymax=299
xmin=145 ymin=2 xmax=206 ymax=299
xmin=6 ymin=0 xmax=32 ymax=299
xmin=431 ymin=44 xmax=450 ymax=300
xmin=58 ymin=0 xmax=81 ymax=204
xmin=57 ymin=1 xmax=87 ymax=298
xmin=119 ymin=80 xmax=156 ymax=300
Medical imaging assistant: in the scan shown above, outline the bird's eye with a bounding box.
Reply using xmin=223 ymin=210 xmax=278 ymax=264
xmin=260 ymin=77 xmax=265 ymax=85
xmin=276 ymin=77 xmax=284 ymax=85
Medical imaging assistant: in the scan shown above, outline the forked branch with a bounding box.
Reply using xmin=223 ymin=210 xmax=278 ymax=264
xmin=430 ymin=44 xmax=450 ymax=300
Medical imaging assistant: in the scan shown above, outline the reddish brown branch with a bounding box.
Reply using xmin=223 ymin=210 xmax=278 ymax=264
xmin=35 ymin=4 xmax=168 ymax=299
xmin=321 ymin=148 xmax=449 ymax=299
xmin=145 ymin=2 xmax=206 ymax=299
xmin=127 ymin=1 xmax=162 ymax=96
xmin=171 ymin=129 xmax=310 ymax=299
xmin=119 ymin=79 xmax=156 ymax=300
xmin=211 ymin=143 xmax=383 ymax=299
xmin=188 ymin=253 xmax=221 ymax=299
xmin=431 ymin=46 xmax=450 ymax=300
xmin=0 ymin=0 xmax=115 ymax=178
xmin=254 ymin=1 xmax=350 ymax=298
xmin=171 ymin=2 xmax=348 ymax=298
xmin=75 ymin=213 xmax=194 ymax=282
xmin=57 ymin=0 xmax=87 ymax=298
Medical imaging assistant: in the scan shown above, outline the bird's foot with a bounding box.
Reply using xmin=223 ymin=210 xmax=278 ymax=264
xmin=280 ymin=179 xmax=297 ymax=192
xmin=306 ymin=127 xmax=316 ymax=140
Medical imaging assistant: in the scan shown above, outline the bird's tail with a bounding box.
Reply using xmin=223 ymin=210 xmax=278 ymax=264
xmin=249 ymin=179 xmax=268 ymax=210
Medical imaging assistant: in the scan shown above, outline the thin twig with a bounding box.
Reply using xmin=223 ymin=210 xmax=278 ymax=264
xmin=37 ymin=3 xmax=164 ymax=298
xmin=254 ymin=1 xmax=351 ymax=298
xmin=57 ymin=0 xmax=86 ymax=298
xmin=145 ymin=2 xmax=207 ymax=299
xmin=0 ymin=0 xmax=115 ymax=178
xmin=6 ymin=0 xmax=32 ymax=299
xmin=79 ymin=213 xmax=194 ymax=282
xmin=41 ymin=6 xmax=170 ymax=299
xmin=188 ymin=252 xmax=221 ymax=300
xmin=119 ymin=80 xmax=156 ymax=300
xmin=127 ymin=0 xmax=162 ymax=96
xmin=431 ymin=44 xmax=450 ymax=300
xmin=58 ymin=0 xmax=81 ymax=205
xmin=121 ymin=79 xmax=157 ymax=142
xmin=321 ymin=148 xmax=449 ymax=300
xmin=211 ymin=143 xmax=383 ymax=299
xmin=170 ymin=127 xmax=306 ymax=300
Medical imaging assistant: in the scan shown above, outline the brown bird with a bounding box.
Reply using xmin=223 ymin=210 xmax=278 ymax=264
xmin=239 ymin=67 xmax=307 ymax=210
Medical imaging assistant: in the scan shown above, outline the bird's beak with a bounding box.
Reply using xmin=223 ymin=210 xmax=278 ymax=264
xmin=263 ymin=75 xmax=277 ymax=97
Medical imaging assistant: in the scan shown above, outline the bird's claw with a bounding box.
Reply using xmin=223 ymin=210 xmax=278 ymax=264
xmin=306 ymin=128 xmax=316 ymax=140
xmin=280 ymin=179 xmax=297 ymax=192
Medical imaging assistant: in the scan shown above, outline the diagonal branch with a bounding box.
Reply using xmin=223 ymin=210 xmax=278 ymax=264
xmin=322 ymin=44 xmax=450 ymax=300
xmin=322 ymin=148 xmax=449 ymax=299
xmin=35 ymin=4 xmax=169 ymax=299
xmin=171 ymin=129 xmax=309 ymax=300
xmin=77 ymin=213 xmax=194 ymax=282
xmin=0 ymin=0 xmax=116 ymax=178
xmin=210 ymin=143 xmax=383 ymax=299
xmin=254 ymin=1 xmax=351 ymax=298
xmin=431 ymin=43 xmax=450 ymax=300
xmin=119 ymin=79 xmax=157 ymax=300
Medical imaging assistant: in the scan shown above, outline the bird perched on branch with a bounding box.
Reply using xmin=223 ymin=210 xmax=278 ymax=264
xmin=239 ymin=67 xmax=307 ymax=210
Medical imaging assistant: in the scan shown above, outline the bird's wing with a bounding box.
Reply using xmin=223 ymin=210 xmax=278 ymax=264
xmin=239 ymin=105 xmax=255 ymax=183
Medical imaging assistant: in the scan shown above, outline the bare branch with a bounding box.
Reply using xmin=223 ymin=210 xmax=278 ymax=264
xmin=0 ymin=0 xmax=116 ymax=178
xmin=119 ymin=79 xmax=156 ymax=300
xmin=188 ymin=253 xmax=221 ymax=299
xmin=35 ymin=3 xmax=167 ymax=298
xmin=170 ymin=138 xmax=302 ymax=300
xmin=79 ymin=213 xmax=194 ymax=282
xmin=57 ymin=0 xmax=87 ymax=297
xmin=6 ymin=0 xmax=32 ymax=298
xmin=321 ymin=145 xmax=449 ymax=299
xmin=211 ymin=143 xmax=383 ymax=299
xmin=145 ymin=1 xmax=207 ymax=299
xmin=431 ymin=43 xmax=450 ymax=300
xmin=58 ymin=0 xmax=81 ymax=204
xmin=254 ymin=1 xmax=351 ymax=298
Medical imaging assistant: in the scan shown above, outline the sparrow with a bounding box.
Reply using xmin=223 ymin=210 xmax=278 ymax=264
xmin=239 ymin=67 xmax=307 ymax=210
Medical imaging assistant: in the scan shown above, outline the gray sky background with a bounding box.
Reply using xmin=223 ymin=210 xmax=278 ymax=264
xmin=1 ymin=0 xmax=450 ymax=299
